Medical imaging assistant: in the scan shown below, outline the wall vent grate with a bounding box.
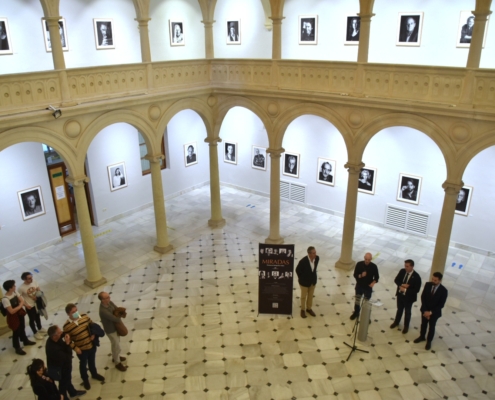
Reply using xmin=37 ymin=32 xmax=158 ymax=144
xmin=384 ymin=204 xmax=430 ymax=237
xmin=280 ymin=181 xmax=306 ymax=204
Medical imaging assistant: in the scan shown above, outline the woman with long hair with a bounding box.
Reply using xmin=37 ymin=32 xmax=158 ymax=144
xmin=27 ymin=359 xmax=62 ymax=400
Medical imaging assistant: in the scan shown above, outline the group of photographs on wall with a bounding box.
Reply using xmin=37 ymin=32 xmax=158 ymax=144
xmin=169 ymin=19 xmax=241 ymax=46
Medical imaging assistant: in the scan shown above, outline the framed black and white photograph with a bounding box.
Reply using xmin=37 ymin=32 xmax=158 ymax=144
xmin=252 ymin=146 xmax=267 ymax=171
xmin=455 ymin=185 xmax=473 ymax=216
xmin=396 ymin=12 xmax=423 ymax=46
xmin=224 ymin=142 xmax=237 ymax=165
xmin=18 ymin=186 xmax=46 ymax=221
xmin=358 ymin=167 xmax=377 ymax=195
xmin=283 ymin=152 xmax=300 ymax=178
xmin=226 ymin=20 xmax=241 ymax=44
xmin=169 ymin=20 xmax=185 ymax=46
xmin=0 ymin=18 xmax=13 ymax=55
xmin=42 ymin=18 xmax=69 ymax=52
xmin=345 ymin=16 xmax=360 ymax=44
xmin=299 ymin=15 xmax=318 ymax=45
xmin=93 ymin=19 xmax=115 ymax=50
xmin=316 ymin=158 xmax=335 ymax=186
xmin=397 ymin=173 xmax=422 ymax=205
xmin=107 ymin=162 xmax=128 ymax=191
xmin=457 ymin=11 xmax=489 ymax=48
xmin=184 ymin=142 xmax=197 ymax=167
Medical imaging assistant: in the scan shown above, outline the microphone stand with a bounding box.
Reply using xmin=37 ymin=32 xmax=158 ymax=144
xmin=344 ymin=295 xmax=369 ymax=361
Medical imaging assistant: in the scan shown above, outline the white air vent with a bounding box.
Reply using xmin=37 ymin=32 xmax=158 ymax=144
xmin=280 ymin=181 xmax=306 ymax=204
xmin=384 ymin=204 xmax=430 ymax=237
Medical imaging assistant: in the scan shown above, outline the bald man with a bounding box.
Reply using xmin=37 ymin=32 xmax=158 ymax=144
xmin=350 ymin=253 xmax=379 ymax=320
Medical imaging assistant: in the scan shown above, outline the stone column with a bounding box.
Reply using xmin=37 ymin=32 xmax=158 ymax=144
xmin=466 ymin=7 xmax=492 ymax=68
xmin=66 ymin=176 xmax=106 ymax=288
xmin=335 ymin=162 xmax=364 ymax=270
xmin=205 ymin=137 xmax=225 ymax=227
xmin=270 ymin=17 xmax=284 ymax=60
xmin=357 ymin=13 xmax=375 ymax=63
xmin=136 ymin=18 xmax=152 ymax=62
xmin=202 ymin=20 xmax=215 ymax=59
xmin=430 ymin=181 xmax=464 ymax=277
xmin=265 ymin=148 xmax=285 ymax=244
xmin=45 ymin=17 xmax=66 ymax=70
xmin=145 ymin=154 xmax=173 ymax=254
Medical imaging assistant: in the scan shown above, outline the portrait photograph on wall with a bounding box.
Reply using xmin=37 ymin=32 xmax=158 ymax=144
xmin=42 ymin=18 xmax=69 ymax=52
xmin=396 ymin=12 xmax=423 ymax=46
xmin=283 ymin=152 xmax=300 ymax=178
xmin=0 ymin=18 xmax=13 ymax=55
xmin=455 ymin=185 xmax=473 ymax=216
xmin=252 ymin=146 xmax=267 ymax=171
xmin=226 ymin=20 xmax=241 ymax=44
xmin=397 ymin=173 xmax=422 ymax=205
xmin=184 ymin=142 xmax=197 ymax=167
xmin=107 ymin=162 xmax=128 ymax=191
xmin=94 ymin=19 xmax=115 ymax=50
xmin=316 ymin=158 xmax=335 ymax=186
xmin=18 ymin=186 xmax=46 ymax=221
xmin=457 ymin=11 xmax=489 ymax=48
xmin=344 ymin=16 xmax=360 ymax=44
xmin=299 ymin=15 xmax=318 ymax=44
xmin=224 ymin=142 xmax=237 ymax=165
xmin=169 ymin=20 xmax=185 ymax=46
xmin=358 ymin=167 xmax=377 ymax=195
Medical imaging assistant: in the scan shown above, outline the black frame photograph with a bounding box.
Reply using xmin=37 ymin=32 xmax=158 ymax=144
xmin=283 ymin=152 xmax=300 ymax=178
xmin=94 ymin=19 xmax=115 ymax=50
xmin=455 ymin=185 xmax=473 ymax=216
xmin=42 ymin=18 xmax=69 ymax=52
xmin=169 ymin=20 xmax=185 ymax=46
xmin=224 ymin=142 xmax=237 ymax=165
xmin=457 ymin=11 xmax=489 ymax=48
xmin=345 ymin=16 xmax=360 ymax=45
xmin=226 ymin=20 xmax=241 ymax=44
xmin=397 ymin=173 xmax=422 ymax=205
xmin=252 ymin=146 xmax=267 ymax=171
xmin=184 ymin=142 xmax=198 ymax=167
xmin=316 ymin=157 xmax=336 ymax=187
xmin=299 ymin=15 xmax=318 ymax=45
xmin=358 ymin=167 xmax=377 ymax=195
xmin=107 ymin=162 xmax=128 ymax=192
xmin=18 ymin=186 xmax=46 ymax=221
xmin=0 ymin=18 xmax=13 ymax=55
xmin=396 ymin=12 xmax=424 ymax=47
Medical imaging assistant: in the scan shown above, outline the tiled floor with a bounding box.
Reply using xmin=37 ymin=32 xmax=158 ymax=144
xmin=1 ymin=186 xmax=495 ymax=400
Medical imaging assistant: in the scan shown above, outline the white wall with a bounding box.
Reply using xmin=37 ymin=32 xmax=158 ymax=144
xmin=0 ymin=142 xmax=60 ymax=260
xmin=149 ymin=0 xmax=205 ymax=61
xmin=214 ymin=0 xmax=272 ymax=59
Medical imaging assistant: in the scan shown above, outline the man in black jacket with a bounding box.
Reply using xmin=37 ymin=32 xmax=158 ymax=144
xmin=351 ymin=253 xmax=379 ymax=320
xmin=46 ymin=325 xmax=86 ymax=400
xmin=295 ymin=246 xmax=319 ymax=318
xmin=390 ymin=259 xmax=422 ymax=333
xmin=414 ymin=272 xmax=448 ymax=350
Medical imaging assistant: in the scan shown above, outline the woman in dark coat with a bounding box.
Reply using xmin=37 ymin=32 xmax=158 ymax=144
xmin=27 ymin=358 xmax=62 ymax=400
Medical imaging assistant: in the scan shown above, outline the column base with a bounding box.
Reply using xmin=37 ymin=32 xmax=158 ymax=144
xmin=154 ymin=244 xmax=173 ymax=254
xmin=84 ymin=276 xmax=107 ymax=289
xmin=265 ymin=236 xmax=284 ymax=244
xmin=208 ymin=218 xmax=226 ymax=228
xmin=335 ymin=259 xmax=356 ymax=271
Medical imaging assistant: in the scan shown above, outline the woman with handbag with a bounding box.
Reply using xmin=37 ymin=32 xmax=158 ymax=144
xmin=27 ymin=358 xmax=63 ymax=400
xmin=2 ymin=280 xmax=36 ymax=355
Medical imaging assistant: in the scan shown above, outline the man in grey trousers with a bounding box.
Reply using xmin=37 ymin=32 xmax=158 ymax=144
xmin=98 ymin=292 xmax=127 ymax=371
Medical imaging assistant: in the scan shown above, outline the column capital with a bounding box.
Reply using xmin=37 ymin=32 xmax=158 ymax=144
xmin=201 ymin=19 xmax=216 ymax=27
xmin=135 ymin=17 xmax=151 ymax=24
xmin=356 ymin=13 xmax=375 ymax=21
xmin=344 ymin=161 xmax=365 ymax=175
xmin=66 ymin=175 xmax=89 ymax=187
xmin=144 ymin=153 xmax=164 ymax=163
xmin=472 ymin=10 xmax=492 ymax=19
xmin=442 ymin=181 xmax=464 ymax=195
xmin=204 ymin=137 xmax=222 ymax=145
xmin=44 ymin=16 xmax=63 ymax=23
xmin=267 ymin=147 xmax=285 ymax=157
xmin=269 ymin=16 xmax=285 ymax=24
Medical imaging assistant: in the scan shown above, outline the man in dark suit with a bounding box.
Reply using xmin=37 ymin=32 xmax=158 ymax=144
xmin=295 ymin=246 xmax=319 ymax=319
xmin=390 ymin=259 xmax=422 ymax=333
xmin=186 ymin=145 xmax=196 ymax=164
xmin=351 ymin=253 xmax=379 ymax=320
xmin=399 ymin=17 xmax=419 ymax=43
xmin=225 ymin=144 xmax=235 ymax=162
xmin=414 ymin=272 xmax=448 ymax=350
xmin=318 ymin=162 xmax=333 ymax=183
xmin=285 ymin=155 xmax=297 ymax=175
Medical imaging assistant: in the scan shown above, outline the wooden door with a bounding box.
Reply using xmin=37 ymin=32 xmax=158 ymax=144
xmin=47 ymin=162 xmax=76 ymax=236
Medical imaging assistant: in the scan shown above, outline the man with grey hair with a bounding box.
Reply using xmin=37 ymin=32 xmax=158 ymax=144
xmin=351 ymin=253 xmax=379 ymax=320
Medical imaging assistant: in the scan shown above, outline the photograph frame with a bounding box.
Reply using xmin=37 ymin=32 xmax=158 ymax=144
xmin=107 ymin=162 xmax=128 ymax=192
xmin=455 ymin=185 xmax=473 ymax=216
xmin=0 ymin=18 xmax=13 ymax=55
xmin=93 ymin=19 xmax=115 ymax=50
xmin=184 ymin=142 xmax=198 ymax=167
xmin=299 ymin=15 xmax=318 ymax=45
xmin=456 ymin=11 xmax=489 ymax=48
xmin=316 ymin=157 xmax=336 ymax=187
xmin=397 ymin=173 xmax=422 ymax=205
xmin=358 ymin=167 xmax=377 ymax=195
xmin=283 ymin=152 xmax=300 ymax=178
xmin=344 ymin=16 xmax=360 ymax=45
xmin=396 ymin=12 xmax=424 ymax=47
xmin=18 ymin=186 xmax=46 ymax=221
xmin=224 ymin=142 xmax=237 ymax=165
xmin=252 ymin=146 xmax=267 ymax=171
xmin=169 ymin=20 xmax=185 ymax=47
xmin=42 ymin=18 xmax=69 ymax=52
xmin=226 ymin=20 xmax=241 ymax=45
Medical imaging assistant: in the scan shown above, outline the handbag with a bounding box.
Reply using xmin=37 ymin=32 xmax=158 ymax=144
xmin=114 ymin=321 xmax=128 ymax=337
